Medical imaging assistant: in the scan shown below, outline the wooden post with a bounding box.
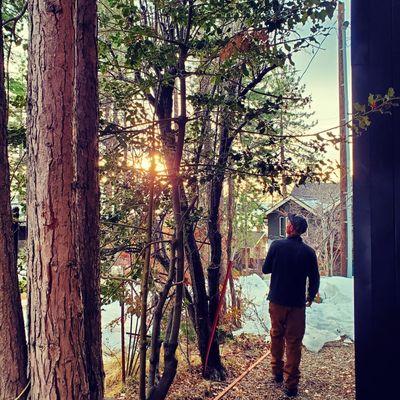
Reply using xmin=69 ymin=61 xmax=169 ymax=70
xmin=280 ymin=111 xmax=288 ymax=198
xmin=338 ymin=1 xmax=348 ymax=277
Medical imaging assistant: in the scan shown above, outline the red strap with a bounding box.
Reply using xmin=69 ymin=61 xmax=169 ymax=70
xmin=204 ymin=260 xmax=234 ymax=372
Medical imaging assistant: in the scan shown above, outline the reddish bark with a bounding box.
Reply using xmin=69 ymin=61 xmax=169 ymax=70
xmin=27 ymin=0 xmax=89 ymax=397
xmin=74 ymin=1 xmax=104 ymax=397
xmin=0 ymin=3 xmax=28 ymax=397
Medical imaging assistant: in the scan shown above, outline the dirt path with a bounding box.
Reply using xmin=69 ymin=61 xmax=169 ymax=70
xmin=121 ymin=335 xmax=355 ymax=400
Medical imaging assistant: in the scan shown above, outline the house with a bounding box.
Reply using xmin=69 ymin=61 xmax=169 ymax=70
xmin=264 ymin=183 xmax=341 ymax=275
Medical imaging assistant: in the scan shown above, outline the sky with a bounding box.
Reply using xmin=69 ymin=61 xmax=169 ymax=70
xmin=293 ymin=0 xmax=351 ymax=165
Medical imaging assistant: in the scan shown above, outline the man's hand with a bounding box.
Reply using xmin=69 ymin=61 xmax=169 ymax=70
xmin=306 ymin=299 xmax=313 ymax=307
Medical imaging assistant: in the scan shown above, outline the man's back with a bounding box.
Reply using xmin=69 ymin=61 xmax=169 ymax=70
xmin=264 ymin=215 xmax=320 ymax=397
xmin=262 ymin=235 xmax=319 ymax=307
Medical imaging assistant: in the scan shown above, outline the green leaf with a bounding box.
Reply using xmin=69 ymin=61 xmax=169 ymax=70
xmin=387 ymin=87 xmax=395 ymax=98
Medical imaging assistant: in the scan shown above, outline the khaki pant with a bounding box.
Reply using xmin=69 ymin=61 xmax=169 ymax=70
xmin=269 ymin=302 xmax=306 ymax=390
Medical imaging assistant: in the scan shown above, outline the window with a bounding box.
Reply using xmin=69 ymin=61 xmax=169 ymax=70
xmin=279 ymin=216 xmax=287 ymax=237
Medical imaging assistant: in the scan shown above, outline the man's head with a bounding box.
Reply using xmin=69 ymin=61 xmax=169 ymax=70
xmin=287 ymin=213 xmax=308 ymax=236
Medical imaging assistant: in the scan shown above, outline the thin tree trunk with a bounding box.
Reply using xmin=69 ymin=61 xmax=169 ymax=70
xmin=184 ymin=224 xmax=212 ymax=357
xmin=149 ymin=50 xmax=187 ymax=399
xmin=27 ymin=1 xmax=89 ymax=397
xmin=226 ymin=173 xmax=238 ymax=319
xmin=148 ymin=240 xmax=176 ymax=393
xmin=0 ymin=3 xmax=28 ymax=396
xmin=121 ymin=300 xmax=126 ymax=384
xmin=139 ymin=151 xmax=156 ymax=400
xmin=206 ymin=121 xmax=232 ymax=381
xmin=219 ymin=194 xmax=227 ymax=316
xmin=148 ymin=158 xmax=185 ymax=400
xmin=153 ymin=235 xmax=196 ymax=327
xmin=74 ymin=1 xmax=104 ymax=397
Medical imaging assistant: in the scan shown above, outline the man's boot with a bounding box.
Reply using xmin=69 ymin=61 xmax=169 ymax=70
xmin=272 ymin=373 xmax=283 ymax=384
xmin=284 ymin=387 xmax=298 ymax=397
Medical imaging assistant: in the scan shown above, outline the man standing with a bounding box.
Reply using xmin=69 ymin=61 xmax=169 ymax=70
xmin=262 ymin=213 xmax=320 ymax=397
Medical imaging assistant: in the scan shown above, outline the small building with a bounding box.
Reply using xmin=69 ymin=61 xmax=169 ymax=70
xmin=264 ymin=183 xmax=341 ymax=276
xmin=265 ymin=195 xmax=316 ymax=244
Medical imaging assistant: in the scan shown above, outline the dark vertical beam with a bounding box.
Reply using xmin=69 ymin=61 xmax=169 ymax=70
xmin=352 ymin=1 xmax=400 ymax=399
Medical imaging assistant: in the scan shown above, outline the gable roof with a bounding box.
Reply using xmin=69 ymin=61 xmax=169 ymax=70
xmin=264 ymin=183 xmax=340 ymax=218
xmin=264 ymin=195 xmax=316 ymax=217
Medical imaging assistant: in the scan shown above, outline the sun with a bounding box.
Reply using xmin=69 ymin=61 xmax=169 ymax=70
xmin=140 ymin=154 xmax=165 ymax=173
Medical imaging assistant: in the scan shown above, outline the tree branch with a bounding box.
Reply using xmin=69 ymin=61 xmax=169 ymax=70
xmin=2 ymin=1 xmax=28 ymax=27
xmin=239 ymin=64 xmax=278 ymax=98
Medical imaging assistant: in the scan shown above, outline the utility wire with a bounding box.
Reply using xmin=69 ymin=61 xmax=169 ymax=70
xmin=299 ymin=22 xmax=337 ymax=81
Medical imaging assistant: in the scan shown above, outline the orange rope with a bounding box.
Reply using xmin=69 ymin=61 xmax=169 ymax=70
xmin=213 ymin=350 xmax=270 ymax=400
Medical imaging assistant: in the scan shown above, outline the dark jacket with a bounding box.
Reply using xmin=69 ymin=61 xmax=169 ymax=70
xmin=262 ymin=235 xmax=320 ymax=307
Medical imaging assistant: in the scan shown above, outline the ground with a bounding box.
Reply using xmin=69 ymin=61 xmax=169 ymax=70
xmin=110 ymin=275 xmax=355 ymax=399
xmin=117 ymin=335 xmax=355 ymax=400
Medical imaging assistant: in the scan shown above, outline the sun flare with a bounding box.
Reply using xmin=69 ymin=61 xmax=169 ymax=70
xmin=140 ymin=154 xmax=165 ymax=173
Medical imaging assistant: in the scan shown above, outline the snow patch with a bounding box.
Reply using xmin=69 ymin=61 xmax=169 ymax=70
xmin=234 ymin=274 xmax=354 ymax=352
xmin=102 ymin=301 xmax=125 ymax=350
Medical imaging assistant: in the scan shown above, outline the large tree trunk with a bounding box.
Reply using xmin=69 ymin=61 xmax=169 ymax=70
xmin=27 ymin=1 xmax=90 ymax=397
xmin=74 ymin=1 xmax=104 ymax=397
xmin=0 ymin=3 xmax=28 ymax=397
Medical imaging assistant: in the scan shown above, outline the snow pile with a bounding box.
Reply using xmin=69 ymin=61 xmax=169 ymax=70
xmin=234 ymin=274 xmax=270 ymax=336
xmin=304 ymin=276 xmax=354 ymax=352
xmin=234 ymin=274 xmax=354 ymax=352
xmin=102 ymin=301 xmax=124 ymax=350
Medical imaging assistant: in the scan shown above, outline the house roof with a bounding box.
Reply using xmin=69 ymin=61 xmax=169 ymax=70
xmin=264 ymin=195 xmax=316 ymax=217
xmin=265 ymin=183 xmax=340 ymax=217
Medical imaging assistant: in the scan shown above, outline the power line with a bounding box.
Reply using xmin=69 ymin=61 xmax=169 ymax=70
xmin=299 ymin=22 xmax=337 ymax=81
